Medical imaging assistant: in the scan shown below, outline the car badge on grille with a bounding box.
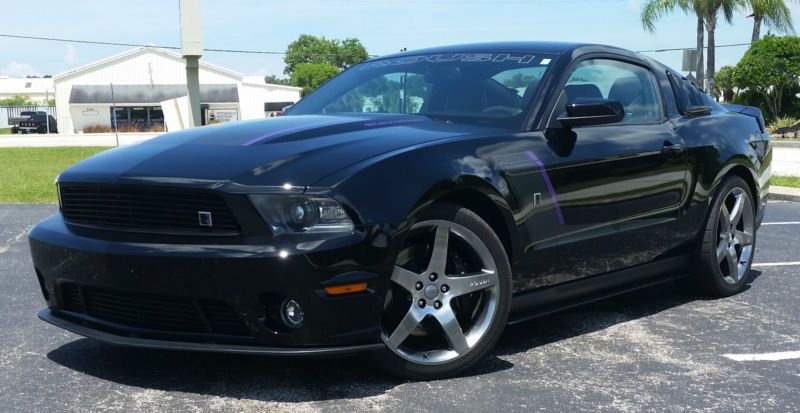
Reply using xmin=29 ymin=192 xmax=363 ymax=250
xmin=198 ymin=211 xmax=213 ymax=227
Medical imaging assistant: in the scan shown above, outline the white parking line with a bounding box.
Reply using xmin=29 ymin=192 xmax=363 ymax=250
xmin=761 ymin=222 xmax=800 ymax=225
xmin=0 ymin=230 xmax=27 ymax=255
xmin=751 ymin=262 xmax=800 ymax=267
xmin=723 ymin=351 xmax=800 ymax=361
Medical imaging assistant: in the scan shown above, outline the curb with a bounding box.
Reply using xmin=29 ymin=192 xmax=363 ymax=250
xmin=772 ymin=140 xmax=800 ymax=148
xmin=770 ymin=186 xmax=800 ymax=202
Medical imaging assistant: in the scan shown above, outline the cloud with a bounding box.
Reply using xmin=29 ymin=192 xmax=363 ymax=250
xmin=64 ymin=44 xmax=77 ymax=64
xmin=0 ymin=62 xmax=40 ymax=77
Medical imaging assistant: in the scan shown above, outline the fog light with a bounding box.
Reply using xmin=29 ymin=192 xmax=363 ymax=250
xmin=280 ymin=299 xmax=304 ymax=328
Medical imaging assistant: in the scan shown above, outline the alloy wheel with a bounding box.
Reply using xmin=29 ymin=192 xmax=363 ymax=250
xmin=716 ymin=187 xmax=755 ymax=284
xmin=381 ymin=220 xmax=500 ymax=365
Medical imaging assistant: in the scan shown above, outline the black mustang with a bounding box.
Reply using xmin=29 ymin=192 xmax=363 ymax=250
xmin=29 ymin=42 xmax=771 ymax=379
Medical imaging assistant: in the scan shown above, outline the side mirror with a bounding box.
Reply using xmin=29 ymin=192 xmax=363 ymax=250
xmin=684 ymin=106 xmax=711 ymax=117
xmin=557 ymin=98 xmax=624 ymax=128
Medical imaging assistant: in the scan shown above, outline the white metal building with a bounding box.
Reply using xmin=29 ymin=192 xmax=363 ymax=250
xmin=52 ymin=47 xmax=301 ymax=134
xmin=0 ymin=76 xmax=55 ymax=103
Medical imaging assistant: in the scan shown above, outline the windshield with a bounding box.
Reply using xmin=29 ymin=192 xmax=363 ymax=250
xmin=285 ymin=52 xmax=555 ymax=128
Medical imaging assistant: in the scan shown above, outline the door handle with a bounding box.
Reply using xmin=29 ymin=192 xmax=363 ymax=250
xmin=661 ymin=142 xmax=685 ymax=157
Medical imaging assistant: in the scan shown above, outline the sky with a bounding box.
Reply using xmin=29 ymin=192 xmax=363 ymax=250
xmin=1 ymin=0 xmax=799 ymax=79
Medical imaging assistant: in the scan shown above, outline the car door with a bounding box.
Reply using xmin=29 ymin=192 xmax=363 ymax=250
xmin=514 ymin=57 xmax=689 ymax=287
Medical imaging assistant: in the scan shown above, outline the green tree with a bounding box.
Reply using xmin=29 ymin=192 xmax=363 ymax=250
xmin=337 ymin=38 xmax=369 ymax=69
xmin=290 ymin=63 xmax=341 ymax=96
xmin=732 ymin=35 xmax=800 ymax=118
xmin=264 ymin=74 xmax=291 ymax=86
xmin=745 ymin=0 xmax=795 ymax=43
xmin=283 ymin=34 xmax=368 ymax=75
xmin=714 ymin=65 xmax=736 ymax=101
xmin=0 ymin=95 xmax=36 ymax=106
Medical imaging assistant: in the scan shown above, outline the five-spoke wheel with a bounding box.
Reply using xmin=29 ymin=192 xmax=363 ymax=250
xmin=689 ymin=175 xmax=757 ymax=297
xmin=715 ymin=186 xmax=755 ymax=285
xmin=373 ymin=204 xmax=510 ymax=379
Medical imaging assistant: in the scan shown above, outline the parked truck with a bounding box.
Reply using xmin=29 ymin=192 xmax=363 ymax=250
xmin=8 ymin=111 xmax=47 ymax=134
xmin=17 ymin=113 xmax=58 ymax=134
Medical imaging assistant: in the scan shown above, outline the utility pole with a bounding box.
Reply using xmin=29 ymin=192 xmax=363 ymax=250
xmin=179 ymin=0 xmax=203 ymax=127
xmin=45 ymin=89 xmax=50 ymax=134
xmin=111 ymin=83 xmax=119 ymax=147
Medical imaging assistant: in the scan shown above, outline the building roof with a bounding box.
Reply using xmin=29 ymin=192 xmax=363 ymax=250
xmin=69 ymin=84 xmax=239 ymax=104
xmin=53 ymin=47 xmax=244 ymax=82
xmin=0 ymin=77 xmax=54 ymax=94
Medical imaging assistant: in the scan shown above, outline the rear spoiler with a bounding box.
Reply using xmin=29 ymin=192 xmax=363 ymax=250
xmin=722 ymin=104 xmax=766 ymax=133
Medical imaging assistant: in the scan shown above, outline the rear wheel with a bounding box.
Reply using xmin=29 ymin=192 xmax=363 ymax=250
xmin=371 ymin=204 xmax=511 ymax=380
xmin=690 ymin=176 xmax=756 ymax=296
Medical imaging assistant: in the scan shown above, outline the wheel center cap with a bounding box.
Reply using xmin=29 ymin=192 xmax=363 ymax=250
xmin=423 ymin=284 xmax=439 ymax=300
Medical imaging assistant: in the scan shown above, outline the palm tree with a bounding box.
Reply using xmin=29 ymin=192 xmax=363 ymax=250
xmin=642 ymin=0 xmax=705 ymax=87
xmin=642 ymin=0 xmax=741 ymax=93
xmin=745 ymin=0 xmax=795 ymax=43
xmin=700 ymin=0 xmax=740 ymax=94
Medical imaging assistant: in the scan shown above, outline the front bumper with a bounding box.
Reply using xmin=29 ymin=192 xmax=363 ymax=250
xmin=38 ymin=309 xmax=385 ymax=355
xmin=30 ymin=214 xmax=399 ymax=353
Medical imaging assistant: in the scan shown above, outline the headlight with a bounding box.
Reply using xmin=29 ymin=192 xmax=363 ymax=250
xmin=248 ymin=194 xmax=355 ymax=235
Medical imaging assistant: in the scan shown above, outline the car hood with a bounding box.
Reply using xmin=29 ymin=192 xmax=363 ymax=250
xmin=58 ymin=114 xmax=499 ymax=188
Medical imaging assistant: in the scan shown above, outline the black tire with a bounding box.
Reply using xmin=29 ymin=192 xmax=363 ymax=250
xmin=686 ymin=175 xmax=757 ymax=297
xmin=369 ymin=203 xmax=512 ymax=380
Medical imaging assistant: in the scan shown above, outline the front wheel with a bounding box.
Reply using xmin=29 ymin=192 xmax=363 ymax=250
xmin=370 ymin=204 xmax=511 ymax=380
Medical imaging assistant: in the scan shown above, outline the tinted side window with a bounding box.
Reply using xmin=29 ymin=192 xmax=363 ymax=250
xmin=552 ymin=59 xmax=662 ymax=125
xmin=668 ymin=72 xmax=703 ymax=113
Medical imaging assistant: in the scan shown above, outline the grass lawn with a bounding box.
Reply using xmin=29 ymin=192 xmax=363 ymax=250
xmin=0 ymin=147 xmax=108 ymax=203
xmin=773 ymin=175 xmax=800 ymax=188
xmin=0 ymin=128 xmax=11 ymax=135
xmin=0 ymin=146 xmax=797 ymax=203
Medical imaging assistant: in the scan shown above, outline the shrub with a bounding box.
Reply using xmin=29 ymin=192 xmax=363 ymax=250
xmin=82 ymin=124 xmax=112 ymax=133
xmin=83 ymin=123 xmax=165 ymax=133
xmin=145 ymin=123 xmax=165 ymax=133
xmin=768 ymin=116 xmax=800 ymax=137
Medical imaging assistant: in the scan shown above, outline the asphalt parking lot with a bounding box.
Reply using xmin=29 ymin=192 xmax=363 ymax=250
xmin=1 ymin=203 xmax=798 ymax=412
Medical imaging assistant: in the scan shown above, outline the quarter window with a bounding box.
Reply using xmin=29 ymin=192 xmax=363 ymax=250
xmin=553 ymin=59 xmax=662 ymax=125
xmin=668 ymin=72 xmax=703 ymax=113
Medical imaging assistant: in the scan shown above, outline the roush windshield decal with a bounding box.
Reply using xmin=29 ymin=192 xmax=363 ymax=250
xmin=363 ymin=53 xmax=540 ymax=70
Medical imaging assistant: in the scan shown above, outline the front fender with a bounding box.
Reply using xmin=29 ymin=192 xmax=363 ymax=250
xmin=312 ymin=136 xmax=522 ymax=258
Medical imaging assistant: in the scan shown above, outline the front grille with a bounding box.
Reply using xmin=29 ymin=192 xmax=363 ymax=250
xmin=59 ymin=184 xmax=239 ymax=235
xmin=61 ymin=284 xmax=251 ymax=337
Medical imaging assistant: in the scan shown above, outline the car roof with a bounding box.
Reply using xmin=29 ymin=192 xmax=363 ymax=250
xmin=372 ymin=41 xmax=637 ymax=61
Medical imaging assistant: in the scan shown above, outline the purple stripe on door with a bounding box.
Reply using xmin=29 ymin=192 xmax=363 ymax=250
xmin=526 ymin=150 xmax=565 ymax=225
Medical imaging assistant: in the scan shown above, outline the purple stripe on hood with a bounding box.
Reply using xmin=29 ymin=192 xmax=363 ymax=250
xmin=242 ymin=120 xmax=343 ymax=146
xmin=242 ymin=116 xmax=429 ymax=146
